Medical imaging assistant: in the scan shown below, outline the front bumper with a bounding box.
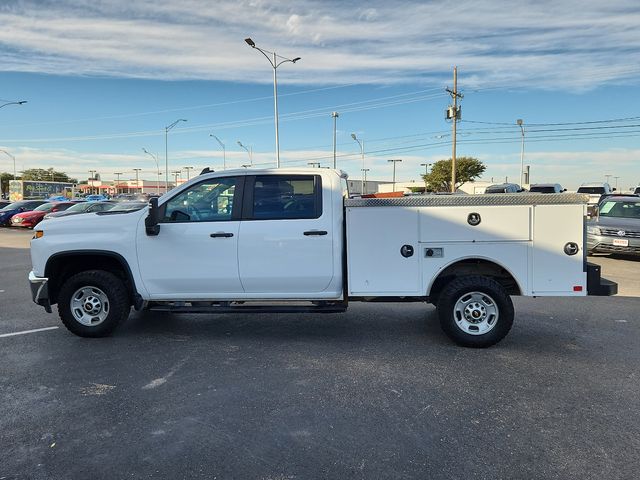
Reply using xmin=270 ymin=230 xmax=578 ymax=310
xmin=28 ymin=271 xmax=52 ymax=313
xmin=587 ymin=233 xmax=640 ymax=255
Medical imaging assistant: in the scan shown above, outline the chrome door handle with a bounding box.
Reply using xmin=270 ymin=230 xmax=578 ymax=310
xmin=210 ymin=232 xmax=234 ymax=238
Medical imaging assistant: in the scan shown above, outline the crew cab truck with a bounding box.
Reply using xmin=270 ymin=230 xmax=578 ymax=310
xmin=29 ymin=168 xmax=617 ymax=348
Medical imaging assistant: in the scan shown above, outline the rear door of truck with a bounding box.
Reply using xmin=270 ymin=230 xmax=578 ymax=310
xmin=237 ymin=174 xmax=336 ymax=294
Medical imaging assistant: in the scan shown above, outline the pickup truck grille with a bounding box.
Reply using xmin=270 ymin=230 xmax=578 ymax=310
xmin=600 ymin=228 xmax=640 ymax=238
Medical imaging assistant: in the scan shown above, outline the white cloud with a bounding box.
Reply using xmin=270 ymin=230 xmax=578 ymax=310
xmin=0 ymin=0 xmax=637 ymax=89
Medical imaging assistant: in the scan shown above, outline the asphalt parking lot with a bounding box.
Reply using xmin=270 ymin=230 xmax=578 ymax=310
xmin=1 ymin=228 xmax=639 ymax=479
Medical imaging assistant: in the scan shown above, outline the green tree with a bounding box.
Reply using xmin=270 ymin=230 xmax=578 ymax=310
xmin=1 ymin=172 xmax=18 ymax=198
xmin=422 ymin=157 xmax=486 ymax=192
xmin=21 ymin=168 xmax=76 ymax=183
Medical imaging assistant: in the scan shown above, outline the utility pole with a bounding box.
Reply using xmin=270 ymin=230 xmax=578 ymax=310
xmin=361 ymin=168 xmax=370 ymax=194
xmin=351 ymin=133 xmax=365 ymax=194
xmin=517 ymin=119 xmax=525 ymax=186
xmin=446 ymin=66 xmax=463 ymax=193
xmin=114 ymin=172 xmax=122 ymax=195
xmin=133 ymin=168 xmax=142 ymax=194
xmin=331 ymin=112 xmax=339 ymax=169
xmin=388 ymin=159 xmax=402 ymax=192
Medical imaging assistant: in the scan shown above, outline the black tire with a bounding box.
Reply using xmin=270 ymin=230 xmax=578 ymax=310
xmin=436 ymin=275 xmax=514 ymax=348
xmin=57 ymin=270 xmax=130 ymax=337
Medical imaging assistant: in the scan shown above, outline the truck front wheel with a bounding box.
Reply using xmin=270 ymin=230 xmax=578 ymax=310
xmin=436 ymin=275 xmax=514 ymax=348
xmin=58 ymin=270 xmax=130 ymax=337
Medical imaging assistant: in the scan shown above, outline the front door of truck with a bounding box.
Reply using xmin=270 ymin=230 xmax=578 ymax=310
xmin=137 ymin=176 xmax=244 ymax=299
xmin=237 ymin=174 xmax=335 ymax=294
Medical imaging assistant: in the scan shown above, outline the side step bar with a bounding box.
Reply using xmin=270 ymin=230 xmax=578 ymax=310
xmin=586 ymin=262 xmax=618 ymax=296
xmin=148 ymin=301 xmax=347 ymax=314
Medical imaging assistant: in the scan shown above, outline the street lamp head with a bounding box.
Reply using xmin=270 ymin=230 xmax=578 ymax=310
xmin=237 ymin=141 xmax=244 ymax=147
xmin=292 ymin=57 xmax=301 ymax=63
xmin=351 ymin=133 xmax=357 ymax=140
xmin=332 ymin=111 xmax=339 ymax=118
xmin=245 ymin=38 xmax=256 ymax=48
xmin=516 ymin=119 xmax=523 ymax=126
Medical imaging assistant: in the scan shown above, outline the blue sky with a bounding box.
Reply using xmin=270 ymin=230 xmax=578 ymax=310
xmin=0 ymin=0 xmax=639 ymax=189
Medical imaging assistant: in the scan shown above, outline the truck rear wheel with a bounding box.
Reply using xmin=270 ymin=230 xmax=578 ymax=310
xmin=58 ymin=270 xmax=130 ymax=337
xmin=436 ymin=275 xmax=514 ymax=348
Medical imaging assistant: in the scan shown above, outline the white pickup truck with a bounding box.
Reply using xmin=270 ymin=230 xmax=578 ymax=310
xmin=29 ymin=168 xmax=616 ymax=347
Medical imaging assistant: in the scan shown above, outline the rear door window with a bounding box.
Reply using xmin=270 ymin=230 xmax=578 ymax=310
xmin=247 ymin=175 xmax=321 ymax=220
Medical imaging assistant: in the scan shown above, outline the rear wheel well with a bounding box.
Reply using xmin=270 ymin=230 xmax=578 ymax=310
xmin=45 ymin=253 xmax=135 ymax=306
xmin=428 ymin=259 xmax=520 ymax=303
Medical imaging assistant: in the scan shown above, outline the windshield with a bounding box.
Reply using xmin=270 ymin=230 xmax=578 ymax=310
xmin=65 ymin=202 xmax=92 ymax=212
xmin=108 ymin=202 xmax=147 ymax=212
xmin=577 ymin=187 xmax=605 ymax=194
xmin=599 ymin=200 xmax=640 ymax=219
xmin=34 ymin=203 xmax=56 ymax=212
xmin=1 ymin=201 xmax=29 ymax=211
xmin=530 ymin=186 xmax=556 ymax=193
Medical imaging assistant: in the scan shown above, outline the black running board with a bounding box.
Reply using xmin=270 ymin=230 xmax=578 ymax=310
xmin=148 ymin=302 xmax=347 ymax=314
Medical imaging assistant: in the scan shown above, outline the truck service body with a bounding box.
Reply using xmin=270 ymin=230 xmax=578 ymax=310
xmin=29 ymin=168 xmax=616 ymax=347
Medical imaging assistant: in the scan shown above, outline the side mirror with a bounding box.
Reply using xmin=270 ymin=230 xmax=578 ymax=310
xmin=145 ymin=197 xmax=161 ymax=236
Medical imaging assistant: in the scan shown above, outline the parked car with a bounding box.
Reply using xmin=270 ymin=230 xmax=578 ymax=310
xmin=105 ymin=201 xmax=148 ymax=212
xmin=631 ymin=186 xmax=640 ymax=195
xmin=484 ymin=183 xmax=524 ymax=193
xmin=577 ymin=182 xmax=614 ymax=205
xmin=587 ymin=196 xmax=640 ymax=256
xmin=85 ymin=194 xmax=108 ymax=202
xmin=10 ymin=202 xmax=78 ymax=228
xmin=0 ymin=200 xmax=11 ymax=209
xmin=0 ymin=200 xmax=47 ymax=226
xmin=529 ymin=183 xmax=566 ymax=193
xmin=44 ymin=201 xmax=116 ymax=220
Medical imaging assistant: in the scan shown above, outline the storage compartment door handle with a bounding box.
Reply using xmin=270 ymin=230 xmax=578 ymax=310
xmin=303 ymin=230 xmax=328 ymax=236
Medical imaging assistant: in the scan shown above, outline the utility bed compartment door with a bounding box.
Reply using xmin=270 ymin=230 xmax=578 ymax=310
xmin=346 ymin=207 xmax=421 ymax=295
xmin=418 ymin=206 xmax=531 ymax=242
xmin=532 ymin=204 xmax=586 ymax=294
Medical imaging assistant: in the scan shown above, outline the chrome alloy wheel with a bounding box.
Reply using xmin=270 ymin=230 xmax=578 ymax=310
xmin=70 ymin=286 xmax=110 ymax=326
xmin=453 ymin=291 xmax=499 ymax=335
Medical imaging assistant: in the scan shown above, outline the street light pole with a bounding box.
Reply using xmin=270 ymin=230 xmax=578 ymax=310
xmin=237 ymin=141 xmax=253 ymax=166
xmin=308 ymin=162 xmax=320 ymax=168
xmin=172 ymin=170 xmax=181 ymax=186
xmin=142 ymin=148 xmax=161 ymax=195
xmin=605 ymin=174 xmax=612 ymax=185
xmin=388 ymin=159 xmax=402 ymax=192
xmin=245 ymin=38 xmax=301 ymax=168
xmin=183 ymin=166 xmax=194 ymax=181
xmin=614 ymin=176 xmax=620 ymax=190
xmin=420 ymin=163 xmax=431 ymax=191
xmin=331 ymin=112 xmax=339 ymax=169
xmin=361 ymin=168 xmax=370 ymax=194
xmin=165 ymin=119 xmax=187 ymax=193
xmin=351 ymin=133 xmax=365 ymax=194
xmin=0 ymin=100 xmax=27 ymax=110
xmin=210 ymin=134 xmax=226 ymax=170
xmin=517 ymin=119 xmax=525 ymax=186
xmin=89 ymin=170 xmax=96 ymax=195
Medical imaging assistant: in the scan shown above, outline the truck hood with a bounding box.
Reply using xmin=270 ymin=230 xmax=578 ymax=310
xmin=38 ymin=207 xmax=147 ymax=235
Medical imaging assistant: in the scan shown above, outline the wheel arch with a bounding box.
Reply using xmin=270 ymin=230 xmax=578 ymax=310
xmin=45 ymin=250 xmax=137 ymax=306
xmin=427 ymin=256 xmax=523 ymax=302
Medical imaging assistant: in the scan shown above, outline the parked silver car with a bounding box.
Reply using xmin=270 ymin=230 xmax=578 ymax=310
xmin=587 ymin=196 xmax=640 ymax=255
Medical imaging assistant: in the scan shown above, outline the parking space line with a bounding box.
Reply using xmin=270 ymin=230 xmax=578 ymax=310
xmin=0 ymin=326 xmax=59 ymax=338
